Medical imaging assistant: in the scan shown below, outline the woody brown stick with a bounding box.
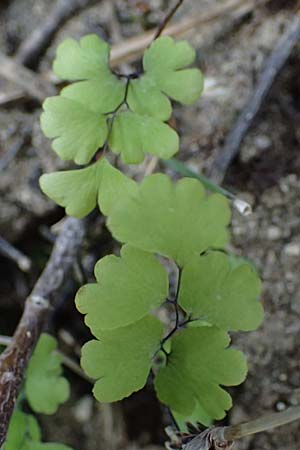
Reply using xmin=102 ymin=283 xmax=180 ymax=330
xmin=0 ymin=217 xmax=85 ymax=446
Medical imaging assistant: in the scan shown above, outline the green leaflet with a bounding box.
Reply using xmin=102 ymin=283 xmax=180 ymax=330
xmin=53 ymin=34 xmax=112 ymax=81
xmin=109 ymin=111 xmax=179 ymax=164
xmin=41 ymin=34 xmax=203 ymax=169
xmin=128 ymin=76 xmax=172 ymax=121
xmin=40 ymin=160 xmax=102 ymax=217
xmin=144 ymin=36 xmax=196 ymax=74
xmin=155 ymin=327 xmax=247 ymax=420
xmin=25 ymin=333 xmax=70 ymax=415
xmin=40 ymin=96 xmax=108 ymax=165
xmin=61 ymin=78 xmax=125 ymax=114
xmin=81 ymin=315 xmax=163 ymax=402
xmin=3 ymin=410 xmax=73 ymax=450
xmin=30 ymin=444 xmax=73 ymax=450
xmin=172 ymin=402 xmax=213 ymax=430
xmin=127 ymin=37 xmax=204 ymax=119
xmin=179 ymin=251 xmax=264 ymax=331
xmin=3 ymin=410 xmax=40 ymax=450
xmin=39 ymin=157 xmax=137 ymax=218
xmin=97 ymin=158 xmax=138 ymax=215
xmin=42 ymin=34 xmax=125 ymax=164
xmin=108 ymin=175 xmax=231 ymax=267
xmin=76 ymin=245 xmax=168 ymax=330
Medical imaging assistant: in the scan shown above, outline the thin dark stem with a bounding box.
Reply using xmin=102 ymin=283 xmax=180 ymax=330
xmin=102 ymin=76 xmax=132 ymax=154
xmin=179 ymin=316 xmax=196 ymax=328
xmin=168 ymin=407 xmax=180 ymax=431
xmin=160 ymin=268 xmax=182 ymax=350
xmin=161 ymin=346 xmax=169 ymax=359
xmin=160 ymin=325 xmax=178 ymax=348
xmin=174 ymin=268 xmax=182 ymax=329
xmin=123 ymin=76 xmax=131 ymax=109
xmin=154 ymin=0 xmax=185 ymax=40
xmin=112 ymin=71 xmax=140 ymax=80
xmin=104 ymin=75 xmax=131 ymax=116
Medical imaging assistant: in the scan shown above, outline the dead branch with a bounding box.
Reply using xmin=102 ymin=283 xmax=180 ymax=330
xmin=208 ymin=14 xmax=300 ymax=184
xmin=16 ymin=0 xmax=100 ymax=69
xmin=0 ymin=89 xmax=25 ymax=107
xmin=0 ymin=52 xmax=56 ymax=101
xmin=0 ymin=129 xmax=31 ymax=172
xmin=0 ymin=0 xmax=264 ymax=106
xmin=166 ymin=405 xmax=300 ymax=449
xmin=0 ymin=217 xmax=85 ymax=447
xmin=154 ymin=0 xmax=185 ymax=40
xmin=0 ymin=235 xmax=31 ymax=272
xmin=0 ymin=335 xmax=91 ymax=383
xmin=110 ymin=0 xmax=267 ymax=67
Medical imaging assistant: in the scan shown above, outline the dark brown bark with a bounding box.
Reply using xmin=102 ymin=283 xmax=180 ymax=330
xmin=0 ymin=217 xmax=85 ymax=446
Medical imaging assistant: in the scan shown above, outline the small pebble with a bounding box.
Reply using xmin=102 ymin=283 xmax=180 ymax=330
xmin=276 ymin=401 xmax=286 ymax=412
xmin=267 ymin=226 xmax=281 ymax=240
xmin=73 ymin=396 xmax=93 ymax=424
xmin=279 ymin=373 xmax=287 ymax=382
xmin=284 ymin=242 xmax=300 ymax=257
xmin=254 ymin=134 xmax=271 ymax=150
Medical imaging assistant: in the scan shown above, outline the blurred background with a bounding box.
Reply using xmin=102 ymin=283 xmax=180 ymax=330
xmin=0 ymin=0 xmax=299 ymax=449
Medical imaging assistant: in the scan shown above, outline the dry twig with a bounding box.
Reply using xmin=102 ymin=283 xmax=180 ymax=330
xmin=208 ymin=14 xmax=300 ymax=184
xmin=0 ymin=217 xmax=85 ymax=446
xmin=0 ymin=335 xmax=91 ymax=383
xmin=0 ymin=0 xmax=264 ymax=105
xmin=0 ymin=52 xmax=55 ymax=101
xmin=166 ymin=406 xmax=300 ymax=449
xmin=17 ymin=0 xmax=100 ymax=69
xmin=110 ymin=0 xmax=266 ymax=66
xmin=0 ymin=235 xmax=31 ymax=272
xmin=0 ymin=129 xmax=31 ymax=172
xmin=154 ymin=0 xmax=185 ymax=40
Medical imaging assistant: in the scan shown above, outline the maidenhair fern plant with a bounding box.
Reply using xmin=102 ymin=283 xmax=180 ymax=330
xmin=7 ymin=32 xmax=264 ymax=446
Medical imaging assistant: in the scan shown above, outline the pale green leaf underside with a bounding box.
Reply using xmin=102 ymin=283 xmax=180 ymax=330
xmin=41 ymin=96 xmax=107 ymax=165
xmin=155 ymin=327 xmax=247 ymax=419
xmin=109 ymin=112 xmax=179 ymax=164
xmin=108 ymin=175 xmax=231 ymax=267
xmin=39 ymin=157 xmax=137 ymax=218
xmin=179 ymin=251 xmax=264 ymax=331
xmin=81 ymin=315 xmax=163 ymax=402
xmin=25 ymin=333 xmax=70 ymax=415
xmin=76 ymin=245 xmax=168 ymax=330
xmin=53 ymin=34 xmax=111 ymax=81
